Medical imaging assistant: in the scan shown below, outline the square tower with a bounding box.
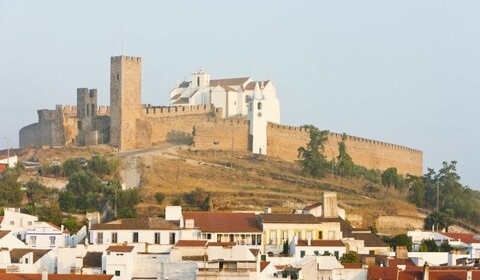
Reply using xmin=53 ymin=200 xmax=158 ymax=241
xmin=110 ymin=56 xmax=142 ymax=150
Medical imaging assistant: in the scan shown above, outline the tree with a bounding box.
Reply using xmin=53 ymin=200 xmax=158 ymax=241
xmin=116 ymin=188 xmax=140 ymax=218
xmin=0 ymin=171 xmax=23 ymax=207
xmin=381 ymin=167 xmax=404 ymax=199
xmin=336 ymin=138 xmax=354 ymax=177
xmin=419 ymin=239 xmax=438 ymax=252
xmin=339 ymin=251 xmax=360 ymax=264
xmin=154 ymin=192 xmax=165 ymax=204
xmin=88 ymin=155 xmax=111 ymax=178
xmin=37 ymin=204 xmax=63 ymax=226
xmin=406 ymin=175 xmax=426 ymax=207
xmin=63 ymin=158 xmax=83 ymax=177
xmin=391 ymin=234 xmax=413 ymax=251
xmin=424 ymin=211 xmax=451 ymax=232
xmin=297 ymin=125 xmax=330 ymax=178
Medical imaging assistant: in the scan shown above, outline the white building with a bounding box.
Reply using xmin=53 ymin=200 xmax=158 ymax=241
xmin=169 ymin=70 xmax=281 ymax=156
xmin=0 ymin=208 xmax=38 ymax=241
xmin=89 ymin=217 xmax=187 ymax=249
xmin=25 ymin=221 xmax=69 ymax=249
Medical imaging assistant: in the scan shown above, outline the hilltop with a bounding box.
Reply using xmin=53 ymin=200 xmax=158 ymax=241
xmin=8 ymin=143 xmax=438 ymax=235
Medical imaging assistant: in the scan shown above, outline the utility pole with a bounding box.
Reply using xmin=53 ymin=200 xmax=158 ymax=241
xmin=436 ymin=182 xmax=440 ymax=212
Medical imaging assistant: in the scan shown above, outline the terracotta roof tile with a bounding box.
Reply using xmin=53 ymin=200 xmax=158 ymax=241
xmin=171 ymin=93 xmax=181 ymax=100
xmin=175 ymin=240 xmax=207 ymax=247
xmin=343 ymin=263 xmax=363 ymax=269
xmin=83 ymin=252 xmax=102 ymax=268
xmin=260 ymin=261 xmax=270 ymax=272
xmin=350 ymin=232 xmax=389 ymax=248
xmin=261 ymin=213 xmax=318 ymax=224
xmin=172 ymin=97 xmax=189 ymax=105
xmin=183 ymin=212 xmax=262 ymax=233
xmin=296 ymin=239 xmax=345 ymax=247
xmin=441 ymin=232 xmax=480 ymax=244
xmin=10 ymin=249 xmax=51 ymax=264
xmin=244 ymin=80 xmax=270 ymax=90
xmin=0 ymin=273 xmax=114 ymax=280
xmin=106 ymin=245 xmax=134 ymax=252
xmin=0 ymin=230 xmax=10 ymax=239
xmin=367 ymin=266 xmax=399 ymax=280
xmin=387 ymin=258 xmax=417 ymax=267
xmin=91 ymin=218 xmax=179 ymax=230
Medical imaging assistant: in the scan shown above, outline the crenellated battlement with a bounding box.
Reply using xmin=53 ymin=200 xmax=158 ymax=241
xmin=268 ymin=123 xmax=422 ymax=154
xmin=111 ymin=55 xmax=142 ymax=64
xmin=141 ymin=104 xmax=222 ymax=118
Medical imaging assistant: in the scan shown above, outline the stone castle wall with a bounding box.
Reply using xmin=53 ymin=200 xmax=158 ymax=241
xmin=192 ymin=118 xmax=249 ymax=152
xmin=135 ymin=106 xmax=223 ymax=149
xmin=267 ymin=124 xmax=423 ymax=176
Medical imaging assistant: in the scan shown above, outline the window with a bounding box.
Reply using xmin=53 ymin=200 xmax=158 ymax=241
xmin=86 ymin=103 xmax=90 ymax=117
xmin=245 ymin=95 xmax=249 ymax=103
xmin=116 ymin=74 xmax=119 ymax=81
xmin=77 ymin=121 xmax=82 ymax=130
xmin=197 ymin=77 xmax=200 ymax=87
xmin=257 ymin=102 xmax=262 ymax=110
xmin=115 ymin=270 xmax=121 ymax=276
xmin=112 ymin=232 xmax=118 ymax=243
xmin=49 ymin=236 xmax=56 ymax=246
xmin=9 ymin=221 xmax=14 ymax=225
xmin=257 ymin=234 xmax=262 ymax=245
xmin=217 ymin=235 xmax=222 ymax=242
xmin=97 ymin=232 xmax=103 ymax=244
xmin=270 ymin=231 xmax=277 ymax=245
xmin=300 ymin=250 xmax=305 ymax=258
xmin=318 ymin=231 xmax=323 ymax=240
xmin=282 ymin=231 xmax=288 ymax=241
xmin=25 ymin=258 xmax=29 ymax=264
xmin=154 ymin=233 xmax=161 ymax=244
xmin=334 ymin=251 xmax=339 ymax=259
xmin=30 ymin=236 xmax=36 ymax=246
xmin=169 ymin=233 xmax=176 ymax=245
xmin=133 ymin=232 xmax=139 ymax=243
xmin=314 ymin=250 xmax=319 ymax=256
xmin=91 ymin=104 xmax=95 ymax=117
xmin=306 ymin=231 xmax=312 ymax=241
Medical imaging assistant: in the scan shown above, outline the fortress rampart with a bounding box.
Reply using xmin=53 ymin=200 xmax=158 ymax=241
xmin=192 ymin=118 xmax=250 ymax=152
xmin=266 ymin=123 xmax=423 ymax=176
xmin=142 ymin=104 xmax=219 ymax=118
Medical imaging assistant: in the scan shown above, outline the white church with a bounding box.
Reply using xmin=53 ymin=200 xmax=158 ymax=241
xmin=169 ymin=70 xmax=281 ymax=155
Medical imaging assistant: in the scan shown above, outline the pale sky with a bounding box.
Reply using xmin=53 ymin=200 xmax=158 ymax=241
xmin=1 ymin=1 xmax=479 ymax=188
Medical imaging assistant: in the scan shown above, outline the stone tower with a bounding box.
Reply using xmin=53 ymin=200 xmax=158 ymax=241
xmin=77 ymin=88 xmax=97 ymax=146
xmin=110 ymin=56 xmax=142 ymax=150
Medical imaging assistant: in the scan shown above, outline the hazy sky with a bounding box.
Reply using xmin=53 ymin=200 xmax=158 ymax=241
xmin=1 ymin=1 xmax=479 ymax=188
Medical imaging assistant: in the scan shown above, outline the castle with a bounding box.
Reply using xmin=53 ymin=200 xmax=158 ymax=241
xmin=19 ymin=55 xmax=423 ymax=175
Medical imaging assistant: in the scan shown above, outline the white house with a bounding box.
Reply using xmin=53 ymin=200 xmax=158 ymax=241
xmin=290 ymin=239 xmax=347 ymax=259
xmin=25 ymin=221 xmax=69 ymax=249
xmin=0 ymin=155 xmax=17 ymax=169
xmin=0 ymin=208 xmax=38 ymax=241
xmin=103 ymin=245 xmax=135 ymax=280
xmin=181 ymin=212 xmax=263 ymax=247
xmin=0 ymin=230 xmax=27 ymax=250
xmin=7 ymin=248 xmax=56 ymax=273
xmin=89 ymin=217 xmax=183 ymax=248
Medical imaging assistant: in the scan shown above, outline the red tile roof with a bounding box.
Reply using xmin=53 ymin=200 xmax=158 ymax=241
xmin=106 ymin=245 xmax=134 ymax=252
xmin=183 ymin=212 xmax=262 ymax=233
xmin=343 ymin=263 xmax=363 ymax=269
xmin=0 ymin=273 xmax=113 ymax=280
xmin=175 ymin=240 xmax=207 ymax=247
xmin=387 ymin=258 xmax=417 ymax=267
xmin=441 ymin=232 xmax=480 ymax=244
xmin=296 ymin=239 xmax=345 ymax=247
xmin=260 ymin=261 xmax=270 ymax=272
xmin=367 ymin=267 xmax=400 ymax=280
xmin=0 ymin=230 xmax=11 ymax=239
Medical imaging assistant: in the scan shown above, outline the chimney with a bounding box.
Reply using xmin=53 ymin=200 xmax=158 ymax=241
xmin=467 ymin=268 xmax=473 ymax=280
xmin=41 ymin=267 xmax=48 ymax=280
xmin=423 ymin=263 xmax=430 ymax=280
xmin=322 ymin=192 xmax=338 ymax=218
